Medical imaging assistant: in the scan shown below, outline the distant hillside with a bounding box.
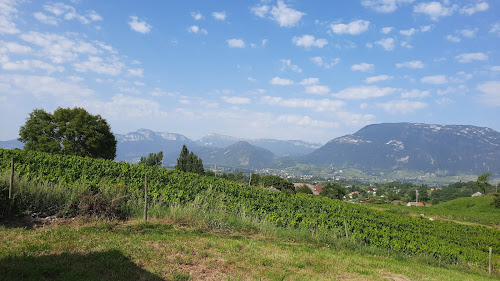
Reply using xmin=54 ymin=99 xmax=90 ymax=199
xmin=195 ymin=133 xmax=321 ymax=156
xmin=115 ymin=129 xmax=320 ymax=162
xmin=304 ymin=123 xmax=500 ymax=176
xmin=115 ymin=129 xmax=195 ymax=162
xmin=0 ymin=140 xmax=23 ymax=149
xmin=198 ymin=141 xmax=276 ymax=169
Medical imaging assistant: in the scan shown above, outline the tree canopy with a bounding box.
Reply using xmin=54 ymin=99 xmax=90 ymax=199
xmin=18 ymin=107 xmax=116 ymax=160
xmin=259 ymin=174 xmax=295 ymax=193
xmin=320 ymin=183 xmax=347 ymax=200
xmin=476 ymin=172 xmax=491 ymax=194
xmin=138 ymin=151 xmax=163 ymax=167
xmin=175 ymin=145 xmax=204 ymax=174
xmin=296 ymin=184 xmax=313 ymax=195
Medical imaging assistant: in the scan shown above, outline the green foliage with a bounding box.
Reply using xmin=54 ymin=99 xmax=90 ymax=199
xmin=0 ymin=171 xmax=134 ymax=219
xmin=0 ymin=148 xmax=499 ymax=266
xmin=139 ymin=151 xmax=163 ymax=167
xmin=476 ymin=172 xmax=491 ymax=194
xmin=494 ymin=193 xmax=500 ymax=209
xmin=250 ymin=173 xmax=261 ymax=186
xmin=296 ymin=185 xmax=313 ymax=195
xmin=320 ymin=183 xmax=347 ymax=200
xmin=19 ymin=107 xmax=117 ymax=160
xmin=175 ymin=145 xmax=204 ymax=175
xmin=259 ymin=174 xmax=294 ymax=193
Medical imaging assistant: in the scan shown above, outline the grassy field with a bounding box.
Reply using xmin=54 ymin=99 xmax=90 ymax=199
xmin=365 ymin=195 xmax=500 ymax=229
xmin=1 ymin=205 xmax=498 ymax=281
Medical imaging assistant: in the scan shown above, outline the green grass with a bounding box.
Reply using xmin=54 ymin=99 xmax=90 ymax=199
xmin=368 ymin=196 xmax=500 ymax=228
xmin=0 ymin=204 xmax=498 ymax=280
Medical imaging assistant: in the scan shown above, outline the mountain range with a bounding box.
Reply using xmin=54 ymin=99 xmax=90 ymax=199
xmin=2 ymin=123 xmax=499 ymax=177
xmin=304 ymin=123 xmax=500 ymax=176
xmin=114 ymin=129 xmax=321 ymax=168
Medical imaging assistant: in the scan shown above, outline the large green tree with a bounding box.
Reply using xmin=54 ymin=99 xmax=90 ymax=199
xmin=476 ymin=172 xmax=491 ymax=194
xmin=175 ymin=145 xmax=204 ymax=174
xmin=259 ymin=174 xmax=295 ymax=193
xmin=19 ymin=107 xmax=117 ymax=160
xmin=138 ymin=151 xmax=163 ymax=167
xmin=320 ymin=183 xmax=347 ymax=200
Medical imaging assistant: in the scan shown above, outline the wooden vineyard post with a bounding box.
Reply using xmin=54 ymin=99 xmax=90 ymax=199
xmin=9 ymin=157 xmax=14 ymax=200
xmin=490 ymin=247 xmax=493 ymax=276
xmin=144 ymin=172 xmax=148 ymax=222
xmin=344 ymin=216 xmax=349 ymax=239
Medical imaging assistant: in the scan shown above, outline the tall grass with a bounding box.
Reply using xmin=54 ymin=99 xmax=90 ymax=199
xmin=0 ymin=171 xmax=141 ymax=219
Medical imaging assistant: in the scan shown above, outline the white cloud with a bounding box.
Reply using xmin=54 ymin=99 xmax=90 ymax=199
xmin=401 ymin=89 xmax=430 ymax=99
xmin=251 ymin=1 xmax=304 ymax=27
xmin=270 ymin=77 xmax=294 ymax=85
xmin=375 ymin=38 xmax=395 ymax=51
xmin=84 ymin=94 xmax=167 ymax=120
xmin=227 ymin=38 xmax=245 ymax=48
xmin=261 ymin=96 xmax=345 ymax=112
xmin=292 ymin=35 xmax=328 ymax=48
xmin=191 ymin=12 xmax=203 ymax=20
xmin=188 ymin=25 xmax=208 ymax=35
xmin=128 ymin=16 xmax=152 ymax=34
xmin=310 ymin=56 xmax=340 ymax=69
xmin=361 ymin=0 xmax=415 ymax=13
xmin=381 ymin=27 xmax=394 ymax=34
xmin=299 ymin=78 xmax=319 ymax=85
xmin=460 ymin=2 xmax=489 ymax=15
xmin=455 ymin=52 xmax=488 ymax=63
xmin=276 ymin=115 xmax=339 ymax=128
xmin=73 ymin=56 xmax=125 ymax=76
xmin=305 ymin=85 xmax=331 ymax=95
xmin=376 ymin=100 xmax=427 ymax=114
xmin=396 ymin=60 xmax=424 ymax=69
xmin=0 ymin=0 xmax=20 ymax=34
xmin=491 ymin=66 xmax=500 ymax=72
xmin=414 ymin=2 xmax=455 ymax=20
xmin=351 ymin=63 xmax=374 ymax=72
xmin=0 ymin=41 xmax=32 ymax=54
xmin=446 ymin=34 xmax=461 ymax=43
xmin=33 ymin=12 xmax=58 ymax=25
xmin=420 ymin=25 xmax=431 ymax=32
xmin=43 ymin=3 xmax=102 ymax=25
xmin=248 ymin=77 xmax=257 ymax=82
xmin=20 ymin=32 xmax=100 ymax=64
xmin=127 ymin=68 xmax=143 ymax=77
xmin=460 ymin=28 xmax=478 ymax=38
xmin=435 ymin=97 xmax=454 ymax=105
xmin=365 ymin=75 xmax=393 ymax=83
xmin=490 ymin=23 xmax=500 ymax=37
xmin=421 ymin=75 xmax=448 ymax=84
xmin=2 ymin=59 xmax=64 ymax=74
xmin=0 ymin=74 xmax=94 ymax=101
xmin=400 ymin=28 xmax=416 ymax=36
xmin=212 ymin=11 xmax=226 ymax=21
xmin=222 ymin=96 xmax=251 ymax=105
xmin=280 ymin=59 xmax=302 ymax=73
xmin=330 ymin=20 xmax=370 ymax=35
xmin=332 ymin=86 xmax=397 ymax=100
xmin=251 ymin=5 xmax=269 ymax=18
xmin=477 ymin=81 xmax=500 ymax=106
xmin=270 ymin=0 xmax=305 ymax=27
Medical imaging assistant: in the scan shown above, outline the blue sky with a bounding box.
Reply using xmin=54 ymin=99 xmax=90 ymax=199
xmin=0 ymin=0 xmax=499 ymax=143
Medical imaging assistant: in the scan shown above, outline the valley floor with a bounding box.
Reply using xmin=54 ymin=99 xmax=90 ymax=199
xmin=0 ymin=216 xmax=496 ymax=281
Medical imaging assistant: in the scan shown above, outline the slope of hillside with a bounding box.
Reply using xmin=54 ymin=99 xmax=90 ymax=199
xmin=195 ymin=141 xmax=276 ymax=169
xmin=1 ymin=216 xmax=495 ymax=280
xmin=304 ymin=123 xmax=500 ymax=176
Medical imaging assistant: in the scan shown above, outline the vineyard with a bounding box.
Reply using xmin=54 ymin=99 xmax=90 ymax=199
xmin=0 ymin=148 xmax=498 ymax=271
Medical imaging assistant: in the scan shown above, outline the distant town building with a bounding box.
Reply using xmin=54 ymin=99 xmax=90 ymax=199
xmin=407 ymin=202 xmax=424 ymax=207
